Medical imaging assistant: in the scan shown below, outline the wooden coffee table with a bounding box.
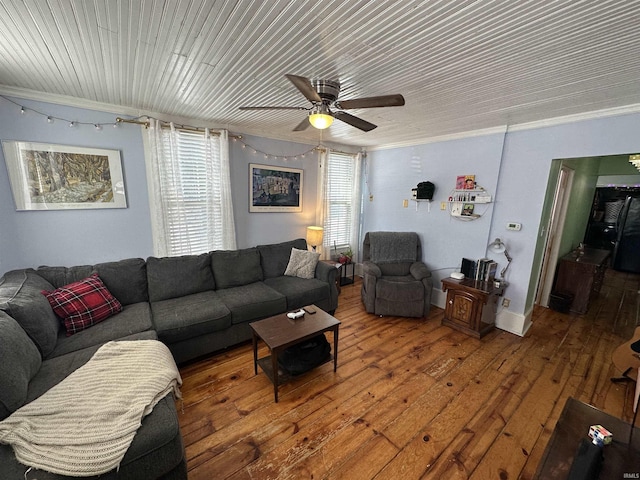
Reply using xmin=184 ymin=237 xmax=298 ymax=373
xmin=534 ymin=397 xmax=640 ymax=479
xmin=250 ymin=306 xmax=340 ymax=402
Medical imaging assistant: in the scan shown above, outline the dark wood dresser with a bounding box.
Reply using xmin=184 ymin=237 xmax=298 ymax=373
xmin=441 ymin=278 xmax=505 ymax=338
xmin=553 ymin=248 xmax=610 ymax=314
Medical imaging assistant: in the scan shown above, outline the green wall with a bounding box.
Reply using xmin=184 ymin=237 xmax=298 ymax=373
xmin=557 ymin=157 xmax=600 ymax=256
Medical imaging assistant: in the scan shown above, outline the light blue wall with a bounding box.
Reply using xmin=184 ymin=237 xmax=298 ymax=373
xmin=0 ymin=98 xmax=331 ymax=270
xmin=0 ymin=97 xmax=153 ymax=272
xmin=3 ymin=94 xmax=640 ymax=322
xmin=488 ymin=114 xmax=640 ymax=315
xmin=229 ymin=134 xmax=321 ymax=249
xmin=364 ymin=133 xmax=505 ymax=283
xmin=365 ymin=112 xmax=640 ymax=319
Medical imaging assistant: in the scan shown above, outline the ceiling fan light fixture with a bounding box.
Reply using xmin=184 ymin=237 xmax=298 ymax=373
xmin=308 ymin=105 xmax=334 ymax=129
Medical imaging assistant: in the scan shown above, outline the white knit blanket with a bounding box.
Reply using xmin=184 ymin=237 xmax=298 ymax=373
xmin=0 ymin=340 xmax=182 ymax=477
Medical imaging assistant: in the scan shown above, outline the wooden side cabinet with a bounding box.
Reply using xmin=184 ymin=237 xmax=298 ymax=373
xmin=553 ymin=248 xmax=609 ymax=314
xmin=441 ymin=278 xmax=505 ymax=338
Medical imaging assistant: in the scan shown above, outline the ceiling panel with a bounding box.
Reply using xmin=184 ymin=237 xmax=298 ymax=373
xmin=0 ymin=0 xmax=639 ymax=147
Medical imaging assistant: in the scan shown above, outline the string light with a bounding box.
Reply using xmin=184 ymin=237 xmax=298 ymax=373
xmin=1 ymin=95 xmax=358 ymax=160
xmin=232 ymin=135 xmax=322 ymax=162
xmin=1 ymin=95 xmax=136 ymax=131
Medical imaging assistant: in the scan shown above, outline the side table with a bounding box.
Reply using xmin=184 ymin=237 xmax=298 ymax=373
xmin=441 ymin=277 xmax=505 ymax=338
xmin=320 ymin=260 xmax=343 ymax=294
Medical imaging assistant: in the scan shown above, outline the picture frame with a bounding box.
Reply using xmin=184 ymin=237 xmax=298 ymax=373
xmin=2 ymin=141 xmax=127 ymax=210
xmin=249 ymin=163 xmax=303 ymax=212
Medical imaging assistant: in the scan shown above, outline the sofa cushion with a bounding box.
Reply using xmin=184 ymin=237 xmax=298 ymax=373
xmin=29 ymin=331 xmax=158 ymax=402
xmin=376 ymin=276 xmax=424 ymax=302
xmin=0 ymin=269 xmax=61 ymax=357
xmin=151 ymin=291 xmax=231 ymax=344
xmin=37 ymin=264 xmax=94 ymax=288
xmin=147 ymin=254 xmax=215 ymax=302
xmin=263 ymin=276 xmax=330 ymax=311
xmin=47 ymin=302 xmax=154 ymax=359
xmin=215 ymin=282 xmax=287 ymax=324
xmin=42 ymin=273 xmax=123 ymax=336
xmin=284 ymin=248 xmax=320 ymax=279
xmin=211 ymin=247 xmax=263 ymax=289
xmin=257 ymin=238 xmax=308 ymax=279
xmin=0 ymin=312 xmax=42 ymax=420
xmin=93 ymin=258 xmax=149 ymax=305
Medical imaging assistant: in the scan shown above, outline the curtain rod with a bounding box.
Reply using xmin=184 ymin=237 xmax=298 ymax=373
xmin=116 ymin=117 xmax=240 ymax=137
xmin=116 ymin=117 xmax=360 ymax=153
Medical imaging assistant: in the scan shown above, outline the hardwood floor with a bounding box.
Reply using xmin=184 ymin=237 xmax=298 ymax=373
xmin=176 ymin=270 xmax=640 ymax=479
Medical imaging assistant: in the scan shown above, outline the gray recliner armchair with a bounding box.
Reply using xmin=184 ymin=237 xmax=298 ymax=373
xmin=361 ymin=231 xmax=433 ymax=317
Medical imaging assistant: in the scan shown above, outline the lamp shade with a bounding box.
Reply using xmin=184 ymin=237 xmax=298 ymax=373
xmin=488 ymin=238 xmax=506 ymax=254
xmin=309 ymin=105 xmax=334 ymax=129
xmin=306 ymin=226 xmax=324 ymax=248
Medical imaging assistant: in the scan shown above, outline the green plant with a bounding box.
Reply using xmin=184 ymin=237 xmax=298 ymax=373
xmin=338 ymin=248 xmax=353 ymax=264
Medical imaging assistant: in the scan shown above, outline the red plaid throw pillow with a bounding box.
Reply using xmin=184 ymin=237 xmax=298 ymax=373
xmin=42 ymin=274 xmax=122 ymax=336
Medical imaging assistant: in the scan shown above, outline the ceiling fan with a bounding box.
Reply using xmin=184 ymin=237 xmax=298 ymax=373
xmin=239 ymin=74 xmax=405 ymax=132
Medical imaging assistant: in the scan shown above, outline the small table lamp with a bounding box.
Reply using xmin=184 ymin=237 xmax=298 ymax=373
xmin=488 ymin=237 xmax=513 ymax=280
xmin=306 ymin=226 xmax=324 ymax=252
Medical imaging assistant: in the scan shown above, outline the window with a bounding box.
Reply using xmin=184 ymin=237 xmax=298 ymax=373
xmin=145 ymin=122 xmax=236 ymax=257
xmin=322 ymin=151 xmax=362 ymax=257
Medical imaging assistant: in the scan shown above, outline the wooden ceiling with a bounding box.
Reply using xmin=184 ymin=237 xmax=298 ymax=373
xmin=1 ymin=0 xmax=639 ymax=147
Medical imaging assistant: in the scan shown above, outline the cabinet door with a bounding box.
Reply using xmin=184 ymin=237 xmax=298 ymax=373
xmin=446 ymin=289 xmax=480 ymax=329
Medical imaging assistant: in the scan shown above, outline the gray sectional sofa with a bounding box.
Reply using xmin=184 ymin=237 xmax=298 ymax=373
xmin=0 ymin=238 xmax=339 ymax=479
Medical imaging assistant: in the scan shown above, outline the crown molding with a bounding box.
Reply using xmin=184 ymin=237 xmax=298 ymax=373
xmin=3 ymin=84 xmax=640 ymax=152
xmin=369 ymin=103 xmax=640 ymax=151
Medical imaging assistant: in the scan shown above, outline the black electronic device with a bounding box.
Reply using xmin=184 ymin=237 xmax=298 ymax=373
xmin=566 ymin=438 xmax=603 ymax=480
xmin=416 ymin=181 xmax=435 ymax=200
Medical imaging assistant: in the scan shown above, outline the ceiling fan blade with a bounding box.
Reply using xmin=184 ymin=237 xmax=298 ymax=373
xmin=333 ymin=111 xmax=377 ymax=132
xmin=239 ymin=106 xmax=307 ymax=111
xmin=293 ymin=117 xmax=311 ymax=131
xmin=285 ymin=74 xmax=322 ymax=103
xmin=336 ymin=94 xmax=405 ymax=110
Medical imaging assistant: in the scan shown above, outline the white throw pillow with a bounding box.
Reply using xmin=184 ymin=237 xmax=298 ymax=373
xmin=284 ymin=248 xmax=320 ymax=279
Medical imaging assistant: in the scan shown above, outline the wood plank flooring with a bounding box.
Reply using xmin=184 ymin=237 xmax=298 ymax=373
xmin=176 ymin=270 xmax=640 ymax=479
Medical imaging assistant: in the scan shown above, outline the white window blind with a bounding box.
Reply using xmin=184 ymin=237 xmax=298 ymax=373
xmin=159 ymin=130 xmax=206 ymax=255
xmin=325 ymin=151 xmax=358 ymax=249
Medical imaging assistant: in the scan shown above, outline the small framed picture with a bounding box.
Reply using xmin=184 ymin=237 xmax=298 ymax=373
xmin=249 ymin=163 xmax=303 ymax=212
xmin=456 ymin=175 xmax=476 ymax=190
xmin=461 ymin=203 xmax=475 ymax=216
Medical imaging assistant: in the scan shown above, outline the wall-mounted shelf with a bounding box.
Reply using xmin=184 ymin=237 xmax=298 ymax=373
xmin=411 ymin=199 xmax=432 ymax=212
xmin=447 ymin=188 xmax=492 ymax=221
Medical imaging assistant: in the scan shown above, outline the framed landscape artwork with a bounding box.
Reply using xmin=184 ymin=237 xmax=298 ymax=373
xmin=2 ymin=141 xmax=127 ymax=210
xmin=249 ymin=163 xmax=303 ymax=212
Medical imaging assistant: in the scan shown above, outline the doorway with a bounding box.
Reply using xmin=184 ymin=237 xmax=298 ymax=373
xmin=536 ymin=166 xmax=574 ymax=307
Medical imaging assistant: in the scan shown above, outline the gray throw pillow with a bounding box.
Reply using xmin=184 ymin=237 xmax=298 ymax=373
xmin=0 ymin=312 xmax=42 ymax=420
xmin=284 ymin=248 xmax=320 ymax=279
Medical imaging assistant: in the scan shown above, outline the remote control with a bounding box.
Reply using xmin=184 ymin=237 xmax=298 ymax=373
xmin=304 ymin=306 xmax=316 ymax=314
xmin=286 ymin=309 xmax=305 ymax=319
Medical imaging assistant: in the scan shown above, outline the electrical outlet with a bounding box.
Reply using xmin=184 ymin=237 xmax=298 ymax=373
xmin=502 ymin=298 xmax=510 ymax=308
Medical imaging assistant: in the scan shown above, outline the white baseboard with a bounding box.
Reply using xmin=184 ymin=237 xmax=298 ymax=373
xmin=496 ymin=308 xmax=532 ymax=337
